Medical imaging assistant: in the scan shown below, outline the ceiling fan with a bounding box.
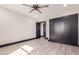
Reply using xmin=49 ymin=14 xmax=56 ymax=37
xmin=22 ymin=4 xmax=49 ymax=13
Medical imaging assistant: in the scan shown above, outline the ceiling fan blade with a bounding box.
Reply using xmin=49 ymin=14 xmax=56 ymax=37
xmin=36 ymin=9 xmax=42 ymax=13
xmin=39 ymin=5 xmax=49 ymax=8
xmin=22 ymin=4 xmax=33 ymax=8
xmin=29 ymin=9 xmax=35 ymax=13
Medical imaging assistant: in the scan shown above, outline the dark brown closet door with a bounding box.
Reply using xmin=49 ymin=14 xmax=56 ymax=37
xmin=49 ymin=14 xmax=78 ymax=46
xmin=50 ymin=18 xmax=62 ymax=42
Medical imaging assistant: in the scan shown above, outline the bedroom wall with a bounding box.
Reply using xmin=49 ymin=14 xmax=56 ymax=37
xmin=0 ymin=7 xmax=36 ymax=45
xmin=78 ymin=13 xmax=79 ymax=45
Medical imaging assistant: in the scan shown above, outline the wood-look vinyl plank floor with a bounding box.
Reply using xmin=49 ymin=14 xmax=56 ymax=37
xmin=0 ymin=37 xmax=79 ymax=55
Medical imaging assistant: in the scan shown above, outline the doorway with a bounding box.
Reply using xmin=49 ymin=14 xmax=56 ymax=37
xmin=36 ymin=21 xmax=46 ymax=38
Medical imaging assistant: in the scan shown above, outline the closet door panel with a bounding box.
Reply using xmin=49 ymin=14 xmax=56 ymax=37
xmin=49 ymin=14 xmax=78 ymax=46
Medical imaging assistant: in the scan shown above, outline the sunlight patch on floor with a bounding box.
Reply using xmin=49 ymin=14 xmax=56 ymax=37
xmin=9 ymin=45 xmax=33 ymax=55
xmin=9 ymin=48 xmax=28 ymax=55
xmin=21 ymin=45 xmax=33 ymax=52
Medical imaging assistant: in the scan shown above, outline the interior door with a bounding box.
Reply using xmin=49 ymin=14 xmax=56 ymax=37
xmin=36 ymin=22 xmax=41 ymax=38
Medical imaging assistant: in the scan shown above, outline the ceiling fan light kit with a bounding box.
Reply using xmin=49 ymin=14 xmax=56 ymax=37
xmin=22 ymin=4 xmax=49 ymax=13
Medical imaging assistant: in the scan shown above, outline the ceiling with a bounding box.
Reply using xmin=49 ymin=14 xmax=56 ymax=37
xmin=0 ymin=4 xmax=79 ymax=22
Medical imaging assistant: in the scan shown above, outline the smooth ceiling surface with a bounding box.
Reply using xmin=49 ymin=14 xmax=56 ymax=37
xmin=0 ymin=4 xmax=79 ymax=21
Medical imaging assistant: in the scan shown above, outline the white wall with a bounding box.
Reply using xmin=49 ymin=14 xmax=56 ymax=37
xmin=78 ymin=13 xmax=79 ymax=45
xmin=0 ymin=7 xmax=36 ymax=45
xmin=46 ymin=20 xmax=49 ymax=39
